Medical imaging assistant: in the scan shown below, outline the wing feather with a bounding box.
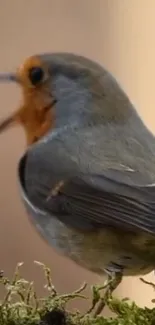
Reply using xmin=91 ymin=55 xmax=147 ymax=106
xmin=44 ymin=173 xmax=155 ymax=234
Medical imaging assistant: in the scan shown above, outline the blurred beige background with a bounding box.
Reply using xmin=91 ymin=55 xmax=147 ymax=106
xmin=0 ymin=0 xmax=155 ymax=314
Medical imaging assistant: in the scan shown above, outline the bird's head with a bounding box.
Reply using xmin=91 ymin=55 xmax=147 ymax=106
xmin=0 ymin=55 xmax=57 ymax=146
xmin=0 ymin=52 xmax=136 ymax=148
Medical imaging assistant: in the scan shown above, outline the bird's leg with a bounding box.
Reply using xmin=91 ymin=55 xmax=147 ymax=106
xmin=93 ymin=271 xmax=123 ymax=317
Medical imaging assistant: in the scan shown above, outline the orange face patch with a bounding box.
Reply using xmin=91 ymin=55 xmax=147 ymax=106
xmin=0 ymin=55 xmax=56 ymax=145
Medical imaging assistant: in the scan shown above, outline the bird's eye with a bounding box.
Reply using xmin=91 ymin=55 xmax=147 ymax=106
xmin=28 ymin=66 xmax=44 ymax=86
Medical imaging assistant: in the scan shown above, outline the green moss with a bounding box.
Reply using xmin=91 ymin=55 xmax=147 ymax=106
xmin=0 ymin=261 xmax=155 ymax=325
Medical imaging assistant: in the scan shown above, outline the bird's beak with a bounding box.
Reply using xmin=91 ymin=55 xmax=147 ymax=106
xmin=0 ymin=72 xmax=21 ymax=134
xmin=0 ymin=72 xmax=18 ymax=83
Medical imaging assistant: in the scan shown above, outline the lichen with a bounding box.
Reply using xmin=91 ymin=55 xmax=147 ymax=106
xmin=0 ymin=261 xmax=155 ymax=325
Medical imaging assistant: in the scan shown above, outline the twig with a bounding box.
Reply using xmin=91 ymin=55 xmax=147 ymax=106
xmin=140 ymin=277 xmax=155 ymax=290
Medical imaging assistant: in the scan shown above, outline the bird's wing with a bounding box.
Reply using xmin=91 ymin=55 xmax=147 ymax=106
xmin=34 ymin=168 xmax=155 ymax=235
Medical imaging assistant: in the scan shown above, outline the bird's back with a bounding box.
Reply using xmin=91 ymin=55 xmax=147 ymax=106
xmin=27 ymin=52 xmax=155 ymax=186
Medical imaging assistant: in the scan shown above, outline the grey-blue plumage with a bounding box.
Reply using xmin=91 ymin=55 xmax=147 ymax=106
xmin=17 ymin=52 xmax=155 ymax=276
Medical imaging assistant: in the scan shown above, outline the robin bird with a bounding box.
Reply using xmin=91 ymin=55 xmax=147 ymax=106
xmin=0 ymin=52 xmax=155 ymax=282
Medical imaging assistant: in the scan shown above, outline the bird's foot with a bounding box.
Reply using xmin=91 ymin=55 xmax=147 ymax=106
xmin=92 ymin=271 xmax=123 ymax=317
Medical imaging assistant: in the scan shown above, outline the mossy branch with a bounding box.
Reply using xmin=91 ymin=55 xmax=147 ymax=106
xmin=0 ymin=261 xmax=155 ymax=325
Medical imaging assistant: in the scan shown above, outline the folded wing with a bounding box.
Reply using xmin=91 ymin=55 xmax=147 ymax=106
xmin=43 ymin=171 xmax=155 ymax=234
